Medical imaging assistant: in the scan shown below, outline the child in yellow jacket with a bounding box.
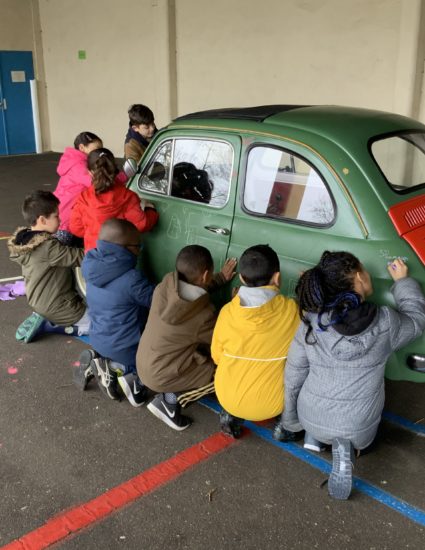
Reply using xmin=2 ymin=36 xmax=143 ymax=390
xmin=212 ymin=244 xmax=299 ymax=437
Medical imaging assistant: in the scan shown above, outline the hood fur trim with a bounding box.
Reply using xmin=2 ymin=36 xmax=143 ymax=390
xmin=8 ymin=226 xmax=53 ymax=256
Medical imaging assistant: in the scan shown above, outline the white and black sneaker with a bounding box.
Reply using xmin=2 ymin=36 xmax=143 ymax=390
xmin=118 ymin=373 xmax=148 ymax=407
xmin=73 ymin=349 xmax=96 ymax=390
xmin=328 ymin=438 xmax=355 ymax=500
xmin=147 ymin=394 xmax=192 ymax=431
xmin=92 ymin=356 xmax=121 ymax=400
xmin=304 ymin=432 xmax=327 ymax=452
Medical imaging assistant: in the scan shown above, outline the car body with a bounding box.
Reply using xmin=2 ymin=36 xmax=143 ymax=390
xmin=128 ymin=105 xmax=425 ymax=382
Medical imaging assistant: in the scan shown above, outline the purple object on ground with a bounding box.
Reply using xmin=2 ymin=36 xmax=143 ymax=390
xmin=0 ymin=280 xmax=26 ymax=301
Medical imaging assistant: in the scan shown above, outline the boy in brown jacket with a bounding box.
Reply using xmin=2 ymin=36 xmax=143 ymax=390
xmin=124 ymin=104 xmax=157 ymax=163
xmin=137 ymin=245 xmax=236 ymax=431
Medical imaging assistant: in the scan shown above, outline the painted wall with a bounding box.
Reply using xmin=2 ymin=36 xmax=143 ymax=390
xmin=3 ymin=0 xmax=425 ymax=154
xmin=38 ymin=0 xmax=173 ymax=156
xmin=175 ymin=0 xmax=420 ymax=116
xmin=0 ymin=0 xmax=35 ymax=50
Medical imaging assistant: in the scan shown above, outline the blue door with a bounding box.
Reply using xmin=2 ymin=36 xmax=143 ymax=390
xmin=0 ymin=51 xmax=36 ymax=155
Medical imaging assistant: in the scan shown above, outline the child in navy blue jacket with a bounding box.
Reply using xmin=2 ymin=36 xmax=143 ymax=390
xmin=73 ymin=218 xmax=155 ymax=406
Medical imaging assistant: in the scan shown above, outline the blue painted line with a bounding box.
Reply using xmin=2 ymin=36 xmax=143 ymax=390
xmin=200 ymin=398 xmax=425 ymax=527
xmin=382 ymin=411 xmax=425 ymax=436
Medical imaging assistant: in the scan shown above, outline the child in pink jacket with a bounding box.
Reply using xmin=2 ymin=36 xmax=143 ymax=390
xmin=54 ymin=132 xmax=103 ymax=246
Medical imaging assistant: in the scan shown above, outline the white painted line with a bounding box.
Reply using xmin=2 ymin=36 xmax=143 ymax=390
xmin=0 ymin=276 xmax=24 ymax=283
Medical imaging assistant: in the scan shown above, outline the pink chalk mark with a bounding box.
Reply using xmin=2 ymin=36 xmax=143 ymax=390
xmin=73 ymin=361 xmax=80 ymax=367
xmin=7 ymin=367 xmax=18 ymax=375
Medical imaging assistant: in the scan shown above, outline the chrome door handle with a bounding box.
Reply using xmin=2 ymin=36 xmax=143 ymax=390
xmin=204 ymin=225 xmax=230 ymax=236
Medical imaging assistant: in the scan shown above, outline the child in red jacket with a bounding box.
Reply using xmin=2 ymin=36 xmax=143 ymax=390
xmin=69 ymin=148 xmax=159 ymax=251
xmin=54 ymin=132 xmax=103 ymax=246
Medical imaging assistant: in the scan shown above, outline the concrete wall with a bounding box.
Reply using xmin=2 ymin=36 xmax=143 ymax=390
xmin=38 ymin=0 xmax=174 ymax=155
xmin=175 ymin=0 xmax=420 ymax=115
xmin=2 ymin=0 xmax=425 ymax=154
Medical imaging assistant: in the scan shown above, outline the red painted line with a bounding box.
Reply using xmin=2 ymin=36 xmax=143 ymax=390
xmin=1 ymin=432 xmax=239 ymax=550
xmin=0 ymin=232 xmax=11 ymax=237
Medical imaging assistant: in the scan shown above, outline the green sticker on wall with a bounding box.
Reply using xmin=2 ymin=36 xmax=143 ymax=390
xmin=78 ymin=50 xmax=86 ymax=60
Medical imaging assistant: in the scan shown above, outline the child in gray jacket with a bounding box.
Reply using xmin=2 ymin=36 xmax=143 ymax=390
xmin=274 ymin=251 xmax=425 ymax=500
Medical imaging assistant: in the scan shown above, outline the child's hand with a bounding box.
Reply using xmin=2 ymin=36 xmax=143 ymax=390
xmin=220 ymin=258 xmax=237 ymax=282
xmin=387 ymin=257 xmax=408 ymax=281
xmin=140 ymin=199 xmax=156 ymax=210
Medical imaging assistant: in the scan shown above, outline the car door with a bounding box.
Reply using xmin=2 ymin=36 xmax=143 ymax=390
xmin=228 ymin=137 xmax=367 ymax=297
xmin=133 ymin=132 xmax=241 ymax=284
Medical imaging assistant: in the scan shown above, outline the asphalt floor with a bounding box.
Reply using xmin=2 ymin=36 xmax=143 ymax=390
xmin=0 ymin=153 xmax=424 ymax=550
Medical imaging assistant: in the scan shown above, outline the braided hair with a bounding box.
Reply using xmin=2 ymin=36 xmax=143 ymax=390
xmin=87 ymin=148 xmax=119 ymax=194
xmin=296 ymin=251 xmax=362 ymax=343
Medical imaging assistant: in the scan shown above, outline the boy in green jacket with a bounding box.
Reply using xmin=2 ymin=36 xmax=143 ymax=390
xmin=8 ymin=190 xmax=90 ymax=343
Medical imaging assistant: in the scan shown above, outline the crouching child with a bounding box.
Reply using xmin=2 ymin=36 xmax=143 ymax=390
xmin=137 ymin=245 xmax=236 ymax=431
xmin=212 ymin=245 xmax=300 ymax=437
xmin=74 ymin=218 xmax=155 ymax=407
xmin=8 ymin=190 xmax=89 ymax=342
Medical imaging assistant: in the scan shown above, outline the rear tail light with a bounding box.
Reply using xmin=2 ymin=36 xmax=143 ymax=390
xmin=388 ymin=195 xmax=425 ymax=266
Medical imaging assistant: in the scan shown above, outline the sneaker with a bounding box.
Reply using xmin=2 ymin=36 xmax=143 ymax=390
xmin=273 ymin=422 xmax=299 ymax=442
xmin=328 ymin=438 xmax=355 ymax=500
xmin=219 ymin=411 xmax=243 ymax=439
xmin=304 ymin=432 xmax=326 ymax=452
xmin=16 ymin=312 xmax=45 ymax=343
xmin=118 ymin=373 xmax=148 ymax=407
xmin=91 ymin=357 xmax=121 ymax=400
xmin=147 ymin=394 xmax=192 ymax=431
xmin=73 ymin=349 xmax=96 ymax=391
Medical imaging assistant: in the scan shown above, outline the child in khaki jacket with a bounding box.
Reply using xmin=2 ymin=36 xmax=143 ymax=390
xmin=8 ymin=190 xmax=89 ymax=343
xmin=137 ymin=245 xmax=236 ymax=431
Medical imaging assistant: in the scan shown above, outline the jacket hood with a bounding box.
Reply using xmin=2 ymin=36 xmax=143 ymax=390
xmin=157 ymin=272 xmax=211 ymax=324
xmin=57 ymin=148 xmax=87 ymax=176
xmin=82 ymin=240 xmax=137 ymax=287
xmin=307 ymin=304 xmax=379 ymax=361
xmin=8 ymin=227 xmax=52 ymax=265
xmin=227 ymin=286 xmax=288 ymax=329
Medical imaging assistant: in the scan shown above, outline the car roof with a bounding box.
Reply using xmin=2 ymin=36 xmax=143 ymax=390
xmin=172 ymin=105 xmax=425 ymax=144
xmin=175 ymin=105 xmax=309 ymax=122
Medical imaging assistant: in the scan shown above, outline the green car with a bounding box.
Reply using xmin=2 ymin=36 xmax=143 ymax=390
xmin=128 ymin=105 xmax=425 ymax=382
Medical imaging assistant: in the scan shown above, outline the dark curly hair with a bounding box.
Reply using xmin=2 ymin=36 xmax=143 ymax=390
xmin=296 ymin=251 xmax=362 ymax=343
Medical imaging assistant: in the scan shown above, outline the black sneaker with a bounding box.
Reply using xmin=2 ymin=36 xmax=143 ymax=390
xmin=147 ymin=394 xmax=192 ymax=431
xmin=118 ymin=373 xmax=148 ymax=407
xmin=91 ymin=357 xmax=121 ymax=400
xmin=219 ymin=411 xmax=243 ymax=438
xmin=73 ymin=349 xmax=96 ymax=390
xmin=273 ymin=422 xmax=300 ymax=442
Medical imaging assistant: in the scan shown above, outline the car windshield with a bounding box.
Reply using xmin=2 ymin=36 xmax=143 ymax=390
xmin=371 ymin=132 xmax=425 ymax=193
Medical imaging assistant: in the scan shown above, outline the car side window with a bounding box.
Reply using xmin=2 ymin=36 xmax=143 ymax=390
xmin=138 ymin=140 xmax=172 ymax=194
xmin=171 ymin=139 xmax=233 ymax=207
xmin=244 ymin=146 xmax=335 ymax=225
xmin=138 ymin=138 xmax=233 ymax=208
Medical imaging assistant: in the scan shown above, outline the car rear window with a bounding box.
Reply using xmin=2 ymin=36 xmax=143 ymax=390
xmin=371 ymin=132 xmax=425 ymax=193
